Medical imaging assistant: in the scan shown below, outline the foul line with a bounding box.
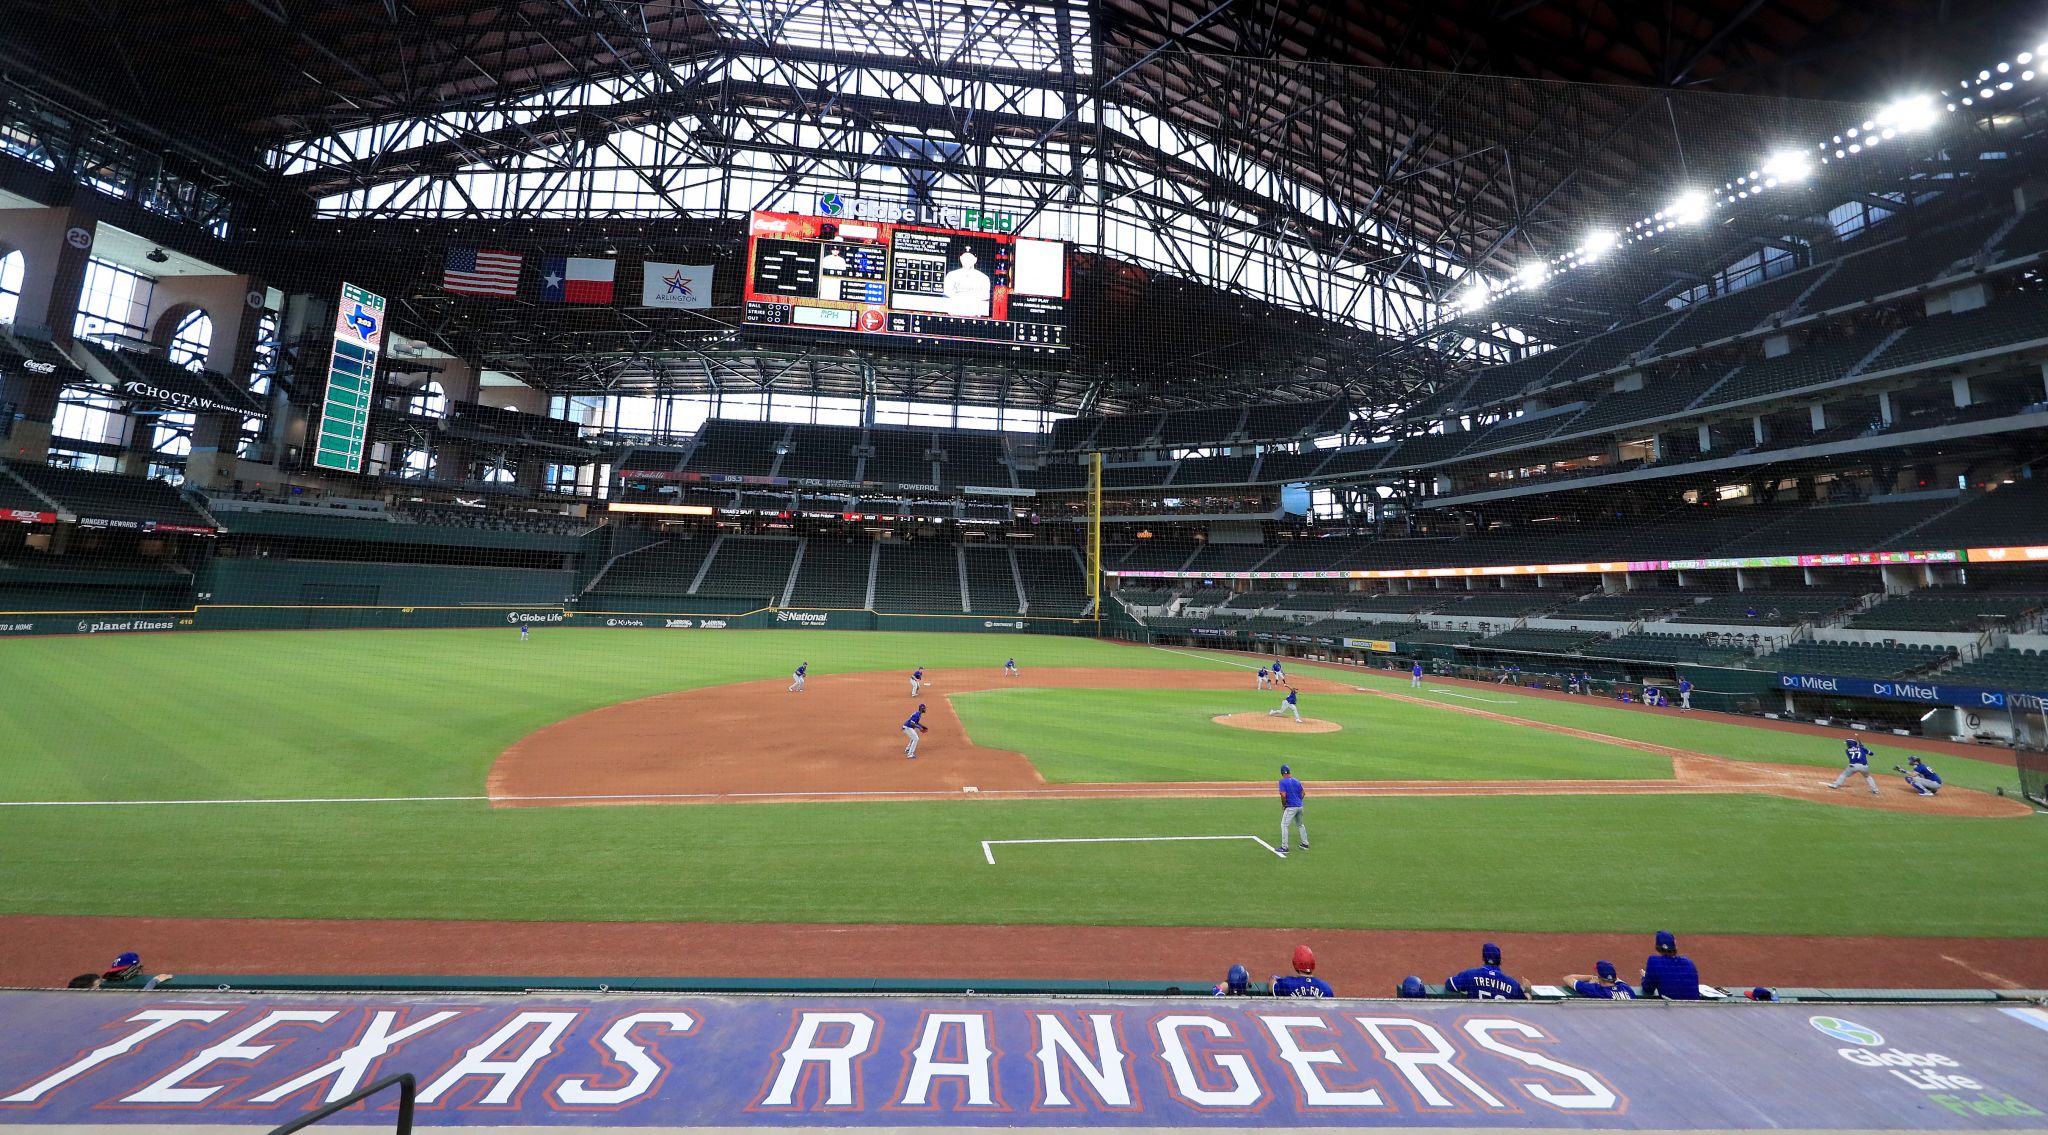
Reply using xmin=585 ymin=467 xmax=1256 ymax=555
xmin=981 ymin=834 xmax=1282 ymax=864
xmin=1435 ymin=690 xmax=1522 ymax=705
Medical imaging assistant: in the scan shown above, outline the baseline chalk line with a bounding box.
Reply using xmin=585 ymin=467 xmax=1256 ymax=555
xmin=981 ymin=833 xmax=1282 ymax=865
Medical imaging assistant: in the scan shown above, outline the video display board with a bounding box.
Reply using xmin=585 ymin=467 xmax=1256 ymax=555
xmin=741 ymin=211 xmax=1069 ymax=353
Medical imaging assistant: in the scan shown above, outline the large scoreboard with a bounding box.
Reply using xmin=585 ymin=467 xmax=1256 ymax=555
xmin=741 ymin=211 xmax=1070 ymax=353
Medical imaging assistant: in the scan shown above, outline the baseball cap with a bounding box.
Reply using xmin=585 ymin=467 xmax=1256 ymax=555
xmin=1481 ymin=942 xmax=1502 ymax=965
xmin=110 ymin=951 xmax=140 ymax=970
xmin=1279 ymin=764 xmax=1290 ymax=774
xmin=1225 ymin=964 xmax=1250 ymax=992
xmin=1399 ymin=975 xmax=1426 ymax=998
xmin=1596 ymin=960 xmax=1617 ymax=980
xmin=918 ymin=703 xmax=927 ymax=711
xmin=1291 ymin=944 xmax=1316 ymax=974
xmin=1654 ymin=929 xmax=1676 ymax=951
xmin=1746 ymin=987 xmax=1775 ymax=1001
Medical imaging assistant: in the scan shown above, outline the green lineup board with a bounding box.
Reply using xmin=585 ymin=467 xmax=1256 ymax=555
xmin=313 ymin=283 xmax=386 ymax=473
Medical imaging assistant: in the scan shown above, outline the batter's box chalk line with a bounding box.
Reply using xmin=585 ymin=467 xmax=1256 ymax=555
xmin=980 ymin=833 xmax=1283 ymax=865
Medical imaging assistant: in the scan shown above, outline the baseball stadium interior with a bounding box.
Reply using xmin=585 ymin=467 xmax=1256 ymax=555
xmin=4 ymin=0 xmax=2048 ymax=1130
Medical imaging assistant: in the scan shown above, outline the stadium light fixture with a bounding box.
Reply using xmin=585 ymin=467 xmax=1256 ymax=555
xmin=1516 ymin=262 xmax=1550 ymax=289
xmin=1457 ymin=281 xmax=1492 ymax=312
xmin=1666 ymin=191 xmax=1710 ymax=226
xmin=1760 ymin=151 xmax=1812 ymax=184
xmin=1876 ymin=95 xmax=1939 ymax=133
xmin=1579 ymin=229 xmax=1619 ymax=262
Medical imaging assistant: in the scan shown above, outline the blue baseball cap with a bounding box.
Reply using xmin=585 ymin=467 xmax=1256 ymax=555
xmin=1225 ymin=964 xmax=1250 ymax=992
xmin=109 ymin=952 xmax=140 ymax=971
xmin=1655 ymin=930 xmax=1676 ymax=951
xmin=1399 ymin=975 xmax=1426 ymax=998
xmin=1280 ymin=764 xmax=1290 ymax=774
xmin=1596 ymin=960 xmax=1617 ymax=980
xmin=1481 ymin=942 xmax=1502 ymax=965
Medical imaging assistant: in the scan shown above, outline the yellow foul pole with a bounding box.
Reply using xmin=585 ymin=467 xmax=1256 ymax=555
xmin=1089 ymin=451 xmax=1103 ymax=628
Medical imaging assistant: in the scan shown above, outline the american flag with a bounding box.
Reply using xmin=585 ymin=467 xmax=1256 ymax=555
xmin=443 ymin=247 xmax=522 ymax=296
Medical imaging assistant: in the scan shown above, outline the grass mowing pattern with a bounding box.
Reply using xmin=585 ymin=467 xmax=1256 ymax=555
xmin=949 ymin=688 xmax=1674 ymax=782
xmin=0 ymin=631 xmax=2038 ymax=938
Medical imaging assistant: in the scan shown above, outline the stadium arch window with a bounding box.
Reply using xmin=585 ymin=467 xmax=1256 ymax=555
xmin=50 ymin=386 xmax=128 ymax=449
xmin=482 ymin=463 xmax=515 ymax=484
xmin=0 ymin=248 xmax=22 ymax=325
xmin=73 ymin=258 xmax=155 ymax=342
xmin=407 ymin=380 xmax=448 ymax=418
xmin=166 ymin=309 xmax=213 ymax=371
xmin=399 ymin=448 xmax=435 ymax=478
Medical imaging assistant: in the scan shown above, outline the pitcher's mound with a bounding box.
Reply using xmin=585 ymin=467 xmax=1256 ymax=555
xmin=1212 ymin=712 xmax=1342 ymax=734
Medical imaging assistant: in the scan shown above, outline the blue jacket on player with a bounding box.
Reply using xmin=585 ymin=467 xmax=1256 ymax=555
xmin=1272 ymin=975 xmax=1334 ymax=998
xmin=1446 ymin=964 xmax=1527 ymax=1000
xmin=1573 ymin=977 xmax=1636 ymax=1000
xmin=1641 ymin=953 xmax=1701 ymax=999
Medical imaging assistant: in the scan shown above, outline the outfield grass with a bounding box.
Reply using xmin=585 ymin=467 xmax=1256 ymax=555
xmin=949 ymin=688 xmax=1675 ymax=782
xmin=0 ymin=792 xmax=2041 ymax=937
xmin=0 ymin=629 xmax=2037 ymax=938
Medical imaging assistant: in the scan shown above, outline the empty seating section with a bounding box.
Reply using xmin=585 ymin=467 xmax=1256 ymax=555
xmin=1801 ymin=214 xmax=2005 ymax=312
xmin=1848 ymin=593 xmax=2046 ymax=631
xmin=938 ymin=434 xmax=1011 ymax=487
xmin=1993 ymin=205 xmax=2048 ymax=260
xmin=1865 ymin=293 xmax=2048 ymax=373
xmin=590 ymin=536 xmax=716 ymax=595
xmin=1889 ymin=482 xmax=2048 ymax=549
xmin=1477 ymin=627 xmax=1604 ymax=652
xmin=1661 ymin=267 xmax=1822 ymax=346
xmin=6 ymin=464 xmax=214 ymax=527
xmin=1254 ymin=451 xmax=1330 ymax=481
xmin=778 ymin=425 xmax=863 ymax=481
xmin=1457 ymin=349 xmax=1572 ymax=408
xmin=1159 ymin=406 xmax=1244 ymax=445
xmin=864 ymin=428 xmax=934 ymax=484
xmin=1172 ymin=454 xmax=1255 ymax=485
xmin=1182 ymin=544 xmax=1274 ymax=574
xmin=1557 ymin=366 xmax=1731 ymax=436
xmin=1759 ymin=640 xmax=1951 ymax=679
xmin=1019 ymin=463 xmax=1089 ymax=491
xmin=1375 ymin=622 xmax=1486 ymax=646
xmin=1571 ymin=592 xmax=1687 ymax=619
xmin=1255 ymin=535 xmax=1367 ymax=571
xmin=1242 ymin=400 xmax=1342 ymax=440
xmin=1349 ymin=592 xmax=1449 ymax=615
xmin=1115 ymin=540 xmax=1197 ymax=571
xmin=1544 ymin=310 xmax=1684 ymax=381
xmin=1016 ymin=547 xmax=1091 ymax=615
xmin=1705 ymin=328 xmax=1890 ymax=408
xmin=1274 ymin=591 xmax=1351 ymax=610
xmin=1047 ymin=417 xmax=1099 ymax=450
xmin=694 ymin=537 xmax=798 ymax=603
xmin=1595 ymin=632 xmax=1752 ymax=665
xmin=685 ymin=421 xmax=784 ymax=475
xmin=1112 ymin=588 xmax=1178 ymax=606
xmin=1458 ymin=414 xmax=1571 ymax=457
xmin=962 ymin=547 xmax=1022 ymax=614
xmin=871 ymin=542 xmax=961 ymax=613
xmin=1939 ymin=647 xmax=2048 ymax=690
xmin=1452 ymin=592 xmax=1566 ymax=618
xmin=1091 ymin=413 xmax=1162 ymax=450
xmin=1666 ymin=591 xmax=1861 ymax=624
xmin=1713 ymin=498 xmax=1958 ymax=557
xmin=0 ymin=469 xmax=49 ymax=514
xmin=1381 ymin=431 xmax=1470 ymax=468
xmin=1102 ymin=463 xmax=1170 ymax=488
xmin=786 ymin=539 xmax=872 ymax=608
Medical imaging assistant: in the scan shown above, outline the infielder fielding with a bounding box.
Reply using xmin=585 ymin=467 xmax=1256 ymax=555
xmin=1276 ymin=764 xmax=1308 ymax=857
xmin=902 ymin=703 xmax=929 ymax=758
xmin=789 ymin=661 xmax=807 ymax=693
xmin=1410 ymin=660 xmax=1424 ymax=689
xmin=1826 ymin=737 xmax=1880 ymax=794
xmin=910 ymin=666 xmax=926 ymax=696
xmin=1004 ymin=657 xmax=1018 ymax=678
xmin=1256 ymin=665 xmax=1272 ymax=690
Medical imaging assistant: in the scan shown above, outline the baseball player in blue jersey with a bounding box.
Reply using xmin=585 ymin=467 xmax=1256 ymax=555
xmin=1826 ymin=737 xmax=1879 ymax=794
xmin=1897 ymin=756 xmax=1943 ymax=796
xmin=1446 ymin=943 xmax=1528 ymax=999
xmin=789 ymin=662 xmax=807 ymax=693
xmin=1276 ymin=764 xmax=1308 ymax=857
xmin=1213 ymin=964 xmax=1252 ymax=997
xmin=1272 ymin=945 xmax=1333 ymax=997
xmin=1268 ymin=686 xmax=1302 ymax=722
xmin=1271 ymin=660 xmax=1286 ymax=684
xmin=1564 ymin=960 xmax=1636 ymax=999
xmin=902 ymin=703 xmax=929 ymax=758
xmin=1640 ymin=930 xmax=1702 ymax=999
xmin=1677 ymin=677 xmax=1694 ymax=711
xmin=1004 ymin=657 xmax=1018 ymax=678
xmin=1410 ymin=660 xmax=1424 ymax=689
xmin=911 ymin=667 xmax=928 ymax=696
xmin=1256 ymin=665 xmax=1272 ymax=690
xmin=519 ymin=624 xmax=529 ymax=642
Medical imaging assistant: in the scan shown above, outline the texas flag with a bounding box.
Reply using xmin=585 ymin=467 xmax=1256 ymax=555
xmin=538 ymin=256 xmax=616 ymax=304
